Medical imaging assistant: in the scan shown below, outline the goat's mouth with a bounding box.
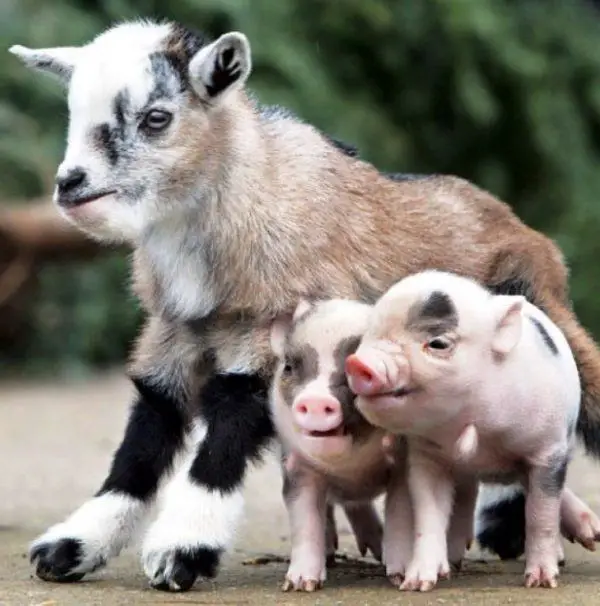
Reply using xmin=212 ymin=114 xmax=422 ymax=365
xmin=58 ymin=189 xmax=117 ymax=209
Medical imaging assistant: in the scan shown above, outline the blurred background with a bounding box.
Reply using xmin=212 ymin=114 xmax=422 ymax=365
xmin=1 ymin=0 xmax=600 ymax=379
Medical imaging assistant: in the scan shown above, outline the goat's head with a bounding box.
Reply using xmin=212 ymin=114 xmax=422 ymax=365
xmin=10 ymin=20 xmax=252 ymax=243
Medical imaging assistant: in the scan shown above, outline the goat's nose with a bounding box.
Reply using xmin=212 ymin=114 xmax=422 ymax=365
xmin=56 ymin=167 xmax=87 ymax=196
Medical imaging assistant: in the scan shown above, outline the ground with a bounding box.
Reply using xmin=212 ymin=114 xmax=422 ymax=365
xmin=1 ymin=372 xmax=599 ymax=606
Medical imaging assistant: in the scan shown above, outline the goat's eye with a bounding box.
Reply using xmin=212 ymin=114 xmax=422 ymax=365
xmin=141 ymin=109 xmax=172 ymax=133
xmin=424 ymin=336 xmax=454 ymax=353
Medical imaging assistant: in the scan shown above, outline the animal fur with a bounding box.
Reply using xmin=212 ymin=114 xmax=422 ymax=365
xmin=10 ymin=19 xmax=600 ymax=592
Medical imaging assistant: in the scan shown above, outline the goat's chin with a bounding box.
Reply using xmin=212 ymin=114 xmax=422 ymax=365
xmin=57 ymin=196 xmax=141 ymax=244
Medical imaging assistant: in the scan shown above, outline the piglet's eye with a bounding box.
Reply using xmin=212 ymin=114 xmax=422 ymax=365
xmin=140 ymin=109 xmax=172 ymax=133
xmin=425 ymin=336 xmax=454 ymax=352
xmin=283 ymin=357 xmax=296 ymax=374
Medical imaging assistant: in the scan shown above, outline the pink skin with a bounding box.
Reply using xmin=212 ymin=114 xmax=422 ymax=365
xmin=292 ymin=394 xmax=345 ymax=435
xmin=280 ymin=443 xmax=388 ymax=592
xmin=349 ymin=354 xmax=566 ymax=590
xmin=270 ymin=299 xmax=405 ymax=592
xmin=560 ymin=488 xmax=600 ymax=551
xmin=345 ymin=273 xmax=584 ymax=591
xmin=345 ymin=349 xmax=408 ymax=397
xmin=281 ymin=461 xmax=329 ymax=592
xmin=289 ymin=393 xmax=351 ymax=460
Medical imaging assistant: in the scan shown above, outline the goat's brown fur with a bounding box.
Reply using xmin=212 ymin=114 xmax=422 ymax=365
xmin=127 ymin=88 xmax=600 ymax=454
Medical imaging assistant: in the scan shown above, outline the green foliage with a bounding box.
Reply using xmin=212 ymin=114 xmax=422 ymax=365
xmin=1 ymin=0 xmax=600 ymax=376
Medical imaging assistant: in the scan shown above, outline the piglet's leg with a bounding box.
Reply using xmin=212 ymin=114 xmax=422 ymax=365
xmin=343 ymin=503 xmax=383 ymax=562
xmin=282 ymin=463 xmax=328 ymax=592
xmin=447 ymin=479 xmax=478 ymax=572
xmin=383 ymin=466 xmax=414 ymax=588
xmin=524 ymin=456 xmax=567 ymax=589
xmin=401 ymin=446 xmax=453 ymax=592
xmin=559 ymin=487 xmax=600 ymax=551
xmin=324 ymin=504 xmax=338 ymax=565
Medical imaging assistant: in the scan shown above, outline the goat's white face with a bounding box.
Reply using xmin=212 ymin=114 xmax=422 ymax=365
xmin=10 ymin=21 xmax=252 ymax=243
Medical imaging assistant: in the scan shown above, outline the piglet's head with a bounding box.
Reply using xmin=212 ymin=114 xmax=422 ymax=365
xmin=269 ymin=298 xmax=375 ymax=462
xmin=346 ymin=270 xmax=525 ymax=432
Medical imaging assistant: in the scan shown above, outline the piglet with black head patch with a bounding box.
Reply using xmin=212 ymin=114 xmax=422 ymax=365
xmin=346 ymin=270 xmax=582 ymax=592
xmin=269 ymin=298 xmax=413 ymax=592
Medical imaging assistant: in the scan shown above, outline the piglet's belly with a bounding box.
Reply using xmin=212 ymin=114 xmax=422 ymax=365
xmin=453 ymin=448 xmax=523 ymax=483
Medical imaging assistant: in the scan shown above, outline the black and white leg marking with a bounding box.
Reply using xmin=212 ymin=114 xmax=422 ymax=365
xmin=30 ymin=377 xmax=186 ymax=582
xmin=141 ymin=372 xmax=274 ymax=592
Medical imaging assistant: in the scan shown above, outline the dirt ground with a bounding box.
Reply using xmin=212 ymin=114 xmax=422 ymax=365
xmin=1 ymin=371 xmax=599 ymax=606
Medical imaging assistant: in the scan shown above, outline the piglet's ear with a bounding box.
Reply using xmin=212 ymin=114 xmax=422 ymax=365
xmin=292 ymin=298 xmax=313 ymax=322
xmin=9 ymin=44 xmax=81 ymax=86
xmin=188 ymin=32 xmax=251 ymax=104
xmin=491 ymin=295 xmax=525 ymax=356
xmin=270 ymin=315 xmax=292 ymax=358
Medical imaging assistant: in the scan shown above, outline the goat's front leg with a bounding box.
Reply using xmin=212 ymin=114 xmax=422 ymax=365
xmin=30 ymin=375 xmax=187 ymax=583
xmin=141 ymin=372 xmax=274 ymax=592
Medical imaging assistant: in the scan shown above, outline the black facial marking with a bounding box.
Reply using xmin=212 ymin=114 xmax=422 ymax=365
xmin=536 ymin=456 xmax=568 ymax=497
xmin=279 ymin=343 xmax=319 ymax=405
xmin=407 ymin=291 xmax=458 ymax=335
xmin=528 ymin=316 xmax=559 ymax=355
xmin=421 ymin=291 xmax=455 ymax=320
xmin=94 ymin=123 xmax=119 ymax=166
xmin=157 ymin=24 xmax=208 ymax=90
xmin=148 ymin=53 xmax=182 ymax=102
xmin=166 ymin=23 xmax=208 ymax=60
xmin=290 ymin=344 xmax=319 ymax=385
xmin=113 ymin=90 xmax=130 ymax=131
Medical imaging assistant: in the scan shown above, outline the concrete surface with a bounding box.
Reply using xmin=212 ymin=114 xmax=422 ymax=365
xmin=1 ymin=371 xmax=599 ymax=605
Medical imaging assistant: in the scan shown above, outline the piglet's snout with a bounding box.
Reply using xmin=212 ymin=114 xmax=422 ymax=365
xmin=346 ymin=352 xmax=388 ymax=395
xmin=292 ymin=395 xmax=343 ymax=433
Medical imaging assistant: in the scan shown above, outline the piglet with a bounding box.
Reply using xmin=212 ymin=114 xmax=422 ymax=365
xmin=346 ymin=270 xmax=581 ymax=591
xmin=269 ymin=298 xmax=414 ymax=591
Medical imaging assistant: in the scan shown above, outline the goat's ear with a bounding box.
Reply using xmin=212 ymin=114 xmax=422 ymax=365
xmin=9 ymin=45 xmax=81 ymax=86
xmin=188 ymin=32 xmax=251 ymax=104
xmin=491 ymin=295 xmax=525 ymax=356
